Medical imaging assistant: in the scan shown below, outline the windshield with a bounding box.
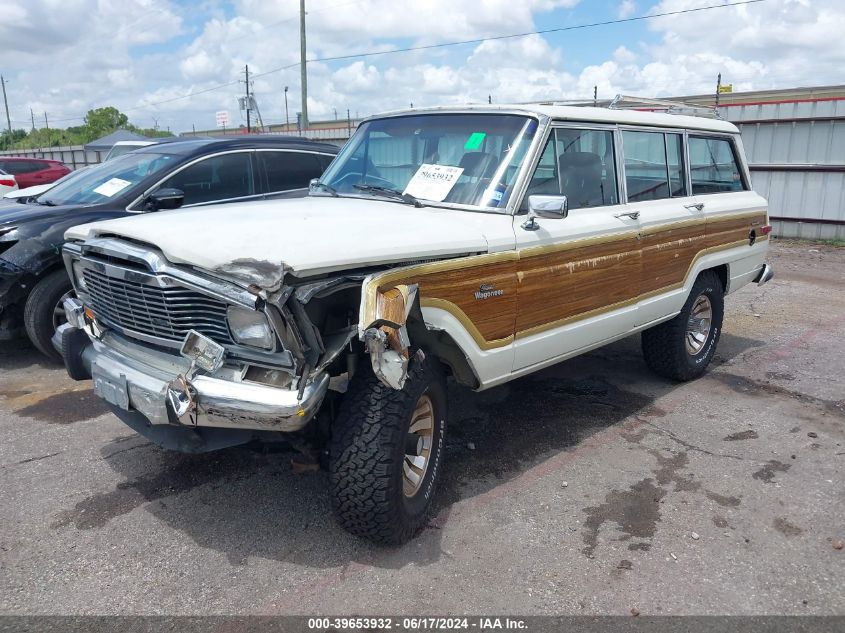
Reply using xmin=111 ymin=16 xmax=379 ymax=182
xmin=40 ymin=152 xmax=177 ymax=206
xmin=104 ymin=143 xmax=149 ymax=161
xmin=319 ymin=113 xmax=539 ymax=210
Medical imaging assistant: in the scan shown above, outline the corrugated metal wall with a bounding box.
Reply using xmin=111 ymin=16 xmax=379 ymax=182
xmin=0 ymin=144 xmax=102 ymax=170
xmin=722 ymin=97 xmax=845 ymax=240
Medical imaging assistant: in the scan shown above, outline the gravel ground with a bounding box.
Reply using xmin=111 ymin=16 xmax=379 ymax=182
xmin=0 ymin=240 xmax=842 ymax=616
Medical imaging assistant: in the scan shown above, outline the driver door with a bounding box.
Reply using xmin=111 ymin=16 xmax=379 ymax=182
xmin=512 ymin=124 xmax=641 ymax=371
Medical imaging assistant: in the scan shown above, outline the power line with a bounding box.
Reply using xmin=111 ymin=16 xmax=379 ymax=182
xmin=18 ymin=0 xmax=769 ymax=127
xmin=307 ymin=0 xmax=769 ymax=65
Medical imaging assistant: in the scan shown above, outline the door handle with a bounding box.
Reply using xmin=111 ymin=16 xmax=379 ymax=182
xmin=685 ymin=202 xmax=705 ymax=211
xmin=614 ymin=211 xmax=640 ymax=220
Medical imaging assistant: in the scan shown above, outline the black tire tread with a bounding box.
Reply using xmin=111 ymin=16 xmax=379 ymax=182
xmin=329 ymin=358 xmax=444 ymax=545
xmin=642 ymin=270 xmax=723 ymax=381
xmin=24 ymin=269 xmax=73 ymax=362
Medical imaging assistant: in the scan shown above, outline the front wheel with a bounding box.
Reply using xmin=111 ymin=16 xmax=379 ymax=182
xmin=329 ymin=355 xmax=447 ymax=545
xmin=24 ymin=269 xmax=75 ymax=362
xmin=642 ymin=270 xmax=724 ymax=381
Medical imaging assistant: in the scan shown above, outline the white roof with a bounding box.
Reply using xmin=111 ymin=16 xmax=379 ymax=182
xmin=369 ymin=103 xmax=739 ymax=134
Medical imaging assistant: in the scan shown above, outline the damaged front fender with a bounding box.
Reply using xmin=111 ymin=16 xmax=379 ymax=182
xmin=359 ymin=282 xmax=418 ymax=390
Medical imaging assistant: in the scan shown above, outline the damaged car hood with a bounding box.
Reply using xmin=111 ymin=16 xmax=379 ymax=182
xmin=65 ymin=197 xmax=499 ymax=282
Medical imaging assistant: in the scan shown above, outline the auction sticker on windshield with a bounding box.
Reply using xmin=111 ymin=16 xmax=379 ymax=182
xmin=403 ymin=164 xmax=464 ymax=202
xmin=93 ymin=177 xmax=132 ymax=197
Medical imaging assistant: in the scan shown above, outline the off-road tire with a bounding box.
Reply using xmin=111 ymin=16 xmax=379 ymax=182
xmin=329 ymin=355 xmax=447 ymax=545
xmin=24 ymin=269 xmax=74 ymax=362
xmin=642 ymin=270 xmax=724 ymax=381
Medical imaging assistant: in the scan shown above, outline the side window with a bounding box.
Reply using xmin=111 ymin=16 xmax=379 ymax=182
xmin=258 ymin=151 xmax=323 ymax=193
xmin=623 ymin=131 xmax=689 ymax=201
xmin=622 ymin=131 xmax=670 ymax=202
xmin=666 ymin=134 xmax=686 ymax=197
xmin=523 ymin=128 xmax=618 ymax=210
xmin=317 ymin=153 xmax=335 ymax=171
xmin=158 ymin=152 xmax=255 ymax=206
xmin=689 ymin=137 xmax=746 ymax=194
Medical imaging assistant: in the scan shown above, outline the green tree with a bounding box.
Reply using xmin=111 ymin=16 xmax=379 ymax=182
xmin=83 ymin=106 xmax=130 ymax=138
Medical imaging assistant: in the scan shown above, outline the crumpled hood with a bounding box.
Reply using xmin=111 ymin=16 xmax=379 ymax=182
xmin=65 ymin=196 xmax=501 ymax=282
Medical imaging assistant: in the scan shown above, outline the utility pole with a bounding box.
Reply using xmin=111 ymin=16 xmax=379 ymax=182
xmin=488 ymin=94 xmax=492 ymax=104
xmin=715 ymin=73 xmax=722 ymax=108
xmin=245 ymin=64 xmax=251 ymax=133
xmin=44 ymin=112 xmax=49 ymax=146
xmin=299 ymin=0 xmax=308 ymax=130
xmin=284 ymin=86 xmax=290 ymax=132
xmin=593 ymin=85 xmax=598 ymax=106
xmin=1 ymin=75 xmax=11 ymax=136
xmin=30 ymin=108 xmax=36 ymax=131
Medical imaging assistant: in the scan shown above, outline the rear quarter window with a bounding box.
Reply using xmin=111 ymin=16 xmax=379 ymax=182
xmin=688 ymin=136 xmax=747 ymax=194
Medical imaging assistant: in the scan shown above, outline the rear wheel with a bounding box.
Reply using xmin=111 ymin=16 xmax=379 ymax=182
xmin=24 ymin=269 xmax=74 ymax=361
xmin=642 ymin=270 xmax=724 ymax=381
xmin=329 ymin=354 xmax=447 ymax=545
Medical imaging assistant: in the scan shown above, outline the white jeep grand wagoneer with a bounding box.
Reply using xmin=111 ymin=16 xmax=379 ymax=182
xmin=56 ymin=102 xmax=772 ymax=543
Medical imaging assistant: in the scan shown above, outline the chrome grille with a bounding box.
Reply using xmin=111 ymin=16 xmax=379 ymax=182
xmin=82 ymin=268 xmax=234 ymax=345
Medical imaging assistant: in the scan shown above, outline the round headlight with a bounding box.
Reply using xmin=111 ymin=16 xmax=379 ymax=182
xmin=72 ymin=262 xmax=88 ymax=291
xmin=227 ymin=306 xmax=274 ymax=349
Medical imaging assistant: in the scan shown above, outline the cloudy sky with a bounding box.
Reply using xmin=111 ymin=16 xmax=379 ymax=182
xmin=1 ymin=0 xmax=843 ymax=133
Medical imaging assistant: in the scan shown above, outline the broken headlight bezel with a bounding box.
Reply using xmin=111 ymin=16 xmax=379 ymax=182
xmin=227 ymin=306 xmax=275 ymax=350
xmin=72 ymin=261 xmax=88 ymax=292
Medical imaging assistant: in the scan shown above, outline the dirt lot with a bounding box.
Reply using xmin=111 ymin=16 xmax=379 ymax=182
xmin=0 ymin=241 xmax=843 ymax=616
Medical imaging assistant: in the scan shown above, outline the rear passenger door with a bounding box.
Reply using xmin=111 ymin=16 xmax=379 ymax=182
xmin=618 ymin=128 xmax=704 ymax=325
xmin=256 ymin=150 xmax=331 ymax=199
xmin=512 ymin=124 xmax=640 ymax=371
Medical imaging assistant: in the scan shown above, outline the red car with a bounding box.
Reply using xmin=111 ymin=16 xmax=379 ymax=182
xmin=0 ymin=157 xmax=71 ymax=189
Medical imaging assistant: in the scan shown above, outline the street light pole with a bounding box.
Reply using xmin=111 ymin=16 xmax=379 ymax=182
xmin=284 ymin=86 xmax=290 ymax=132
xmin=299 ymin=0 xmax=309 ymax=131
xmin=1 ymin=76 xmax=11 ymax=136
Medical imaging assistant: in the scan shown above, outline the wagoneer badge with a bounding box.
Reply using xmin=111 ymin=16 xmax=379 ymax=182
xmin=474 ymin=283 xmax=504 ymax=300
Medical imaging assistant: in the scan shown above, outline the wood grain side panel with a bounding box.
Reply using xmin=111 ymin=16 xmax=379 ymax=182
xmin=363 ymin=211 xmax=767 ymax=350
xmin=515 ymin=237 xmax=641 ymax=334
xmin=705 ymin=213 xmax=768 ymax=248
xmin=377 ymin=258 xmax=518 ymax=345
xmin=640 ymin=223 xmax=708 ymax=295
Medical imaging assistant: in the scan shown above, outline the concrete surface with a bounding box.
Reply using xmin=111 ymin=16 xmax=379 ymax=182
xmin=0 ymin=241 xmax=842 ymax=616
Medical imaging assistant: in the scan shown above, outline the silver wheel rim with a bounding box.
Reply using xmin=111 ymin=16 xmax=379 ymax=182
xmin=52 ymin=290 xmax=74 ymax=330
xmin=403 ymin=394 xmax=434 ymax=498
xmin=686 ymin=294 xmax=713 ymax=356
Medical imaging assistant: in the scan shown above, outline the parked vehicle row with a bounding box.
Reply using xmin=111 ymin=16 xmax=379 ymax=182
xmin=0 ymin=157 xmax=71 ymax=189
xmin=0 ymin=136 xmax=338 ymax=354
xmin=47 ymin=104 xmax=772 ymax=544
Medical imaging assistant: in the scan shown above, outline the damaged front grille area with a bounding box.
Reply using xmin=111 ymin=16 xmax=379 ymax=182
xmin=82 ymin=268 xmax=235 ymax=346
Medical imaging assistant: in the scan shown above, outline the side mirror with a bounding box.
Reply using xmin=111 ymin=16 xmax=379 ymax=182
xmin=529 ymin=195 xmax=568 ymax=219
xmin=522 ymin=195 xmax=568 ymax=231
xmin=145 ymin=188 xmax=185 ymax=211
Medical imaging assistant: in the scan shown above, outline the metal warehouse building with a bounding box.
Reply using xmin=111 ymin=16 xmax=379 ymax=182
xmin=680 ymin=85 xmax=845 ymax=241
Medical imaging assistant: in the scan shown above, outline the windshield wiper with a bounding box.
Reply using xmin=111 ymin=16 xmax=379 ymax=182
xmin=353 ymin=184 xmax=422 ymax=207
xmin=309 ymin=179 xmax=338 ymax=197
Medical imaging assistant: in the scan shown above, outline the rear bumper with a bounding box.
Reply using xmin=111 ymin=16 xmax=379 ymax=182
xmin=54 ymin=319 xmax=329 ymax=447
xmin=754 ymin=263 xmax=774 ymax=286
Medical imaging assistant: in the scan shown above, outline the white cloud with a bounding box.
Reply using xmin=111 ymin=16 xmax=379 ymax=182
xmin=2 ymin=0 xmax=844 ymax=132
xmin=618 ymin=0 xmax=637 ymax=19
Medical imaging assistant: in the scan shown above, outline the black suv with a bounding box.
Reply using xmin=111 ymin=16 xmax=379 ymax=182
xmin=0 ymin=135 xmax=338 ymax=359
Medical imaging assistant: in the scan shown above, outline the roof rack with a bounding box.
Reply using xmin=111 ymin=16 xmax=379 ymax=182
xmin=608 ymin=95 xmax=722 ymax=119
xmin=526 ymin=94 xmax=722 ymax=119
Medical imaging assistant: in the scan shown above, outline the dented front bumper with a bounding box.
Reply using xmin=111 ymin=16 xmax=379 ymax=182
xmin=55 ymin=319 xmax=330 ymax=450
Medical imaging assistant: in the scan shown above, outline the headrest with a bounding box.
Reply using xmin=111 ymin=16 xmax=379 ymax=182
xmin=459 ymin=152 xmax=494 ymax=177
xmin=558 ymin=151 xmax=603 ymax=173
